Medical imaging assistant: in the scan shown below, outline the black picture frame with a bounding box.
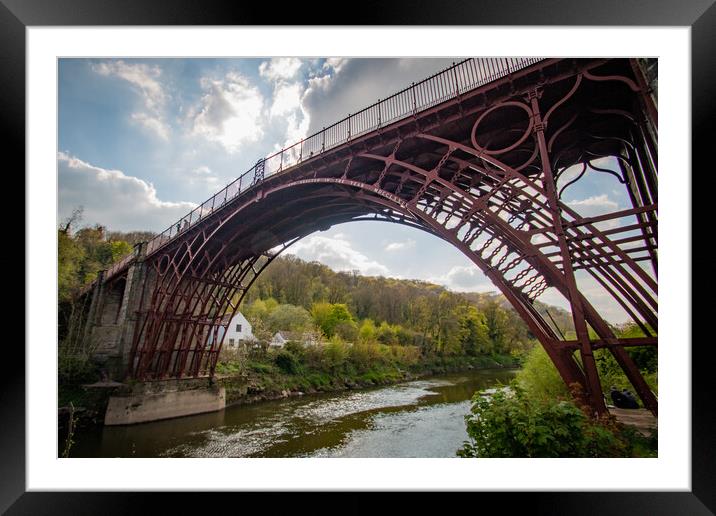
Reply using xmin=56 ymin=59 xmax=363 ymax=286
xmin=5 ymin=1 xmax=712 ymax=513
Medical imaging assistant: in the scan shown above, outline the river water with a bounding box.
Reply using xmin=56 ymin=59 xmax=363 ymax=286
xmin=69 ymin=368 xmax=517 ymax=458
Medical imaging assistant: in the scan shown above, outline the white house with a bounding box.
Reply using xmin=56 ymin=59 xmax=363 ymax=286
xmin=270 ymin=330 xmax=319 ymax=349
xmin=222 ymin=311 xmax=254 ymax=348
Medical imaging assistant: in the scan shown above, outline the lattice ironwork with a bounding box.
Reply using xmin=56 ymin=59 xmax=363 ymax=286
xmin=81 ymin=58 xmax=658 ymax=417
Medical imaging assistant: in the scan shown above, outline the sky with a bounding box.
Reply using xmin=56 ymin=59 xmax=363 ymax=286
xmin=58 ymin=57 xmax=645 ymax=323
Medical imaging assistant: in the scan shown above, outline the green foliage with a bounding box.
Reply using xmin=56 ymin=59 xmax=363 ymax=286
xmin=248 ymin=361 xmax=276 ymax=374
xmin=515 ymin=345 xmax=570 ymax=401
xmin=321 ymin=337 xmax=349 ymax=370
xmin=455 ymin=305 xmax=491 ymax=356
xmin=458 ymin=385 xmax=630 ymax=458
xmin=334 ymin=320 xmax=358 ymax=342
xmin=58 ymin=230 xmax=86 ymax=303
xmin=109 ymin=240 xmax=133 ymax=262
xmin=358 ymin=319 xmax=377 ymax=343
xmin=482 ymin=299 xmax=510 ymax=354
xmin=283 ymin=341 xmax=306 ymax=358
xmin=57 ymin=221 xmax=137 ymax=344
xmin=58 ymin=353 xmax=99 ymax=385
xmin=266 ymin=303 xmax=312 ymax=333
xmin=274 ymin=350 xmax=303 ymax=375
xmin=311 ymin=302 xmax=354 ymax=337
xmin=594 ymin=348 xmax=658 ymax=399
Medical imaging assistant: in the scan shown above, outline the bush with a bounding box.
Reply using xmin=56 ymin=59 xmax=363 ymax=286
xmin=58 ymin=353 xmax=99 ymax=385
xmin=515 ymin=345 xmax=570 ymax=401
xmin=458 ymin=384 xmax=631 ymax=458
xmin=248 ymin=361 xmax=276 ymax=374
xmin=284 ymin=341 xmax=306 ymax=358
xmin=321 ymin=338 xmax=349 ymax=370
xmin=274 ymin=350 xmax=302 ymax=375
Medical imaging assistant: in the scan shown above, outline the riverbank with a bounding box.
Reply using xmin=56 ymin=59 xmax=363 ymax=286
xmin=217 ymin=353 xmax=520 ymax=407
xmin=58 ymin=352 xmax=521 ymax=442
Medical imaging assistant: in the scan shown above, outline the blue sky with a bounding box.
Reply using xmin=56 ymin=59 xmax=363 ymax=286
xmin=58 ymin=57 xmax=640 ymax=323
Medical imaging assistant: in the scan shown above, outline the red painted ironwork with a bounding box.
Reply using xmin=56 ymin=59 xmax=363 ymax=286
xmin=81 ymin=57 xmax=658 ymax=417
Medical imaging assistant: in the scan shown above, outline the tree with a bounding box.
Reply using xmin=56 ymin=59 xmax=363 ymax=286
xmin=358 ymin=319 xmax=377 ymax=343
xmin=266 ymin=304 xmax=312 ymax=333
xmin=60 ymin=206 xmax=84 ymax=234
xmin=311 ymin=302 xmax=354 ymax=338
xmin=483 ymin=299 xmax=510 ymax=353
xmin=455 ymin=305 xmax=491 ymax=356
xmin=334 ymin=320 xmax=358 ymax=342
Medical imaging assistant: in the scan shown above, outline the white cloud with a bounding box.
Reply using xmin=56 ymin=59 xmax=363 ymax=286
xmin=566 ymin=194 xmax=619 ymax=211
xmin=439 ymin=265 xmax=494 ymax=292
xmin=384 ymin=239 xmax=415 ymax=252
xmin=131 ymin=112 xmax=170 ymax=141
xmin=286 ymin=234 xmax=389 ymax=277
xmin=302 ymin=58 xmax=455 ymax=134
xmin=186 ymin=165 xmax=221 ymax=192
xmin=270 ymin=82 xmax=303 ymax=118
xmin=58 ymin=152 xmax=196 ymax=232
xmin=566 ymin=193 xmax=621 ymax=230
xmin=194 ymin=165 xmax=212 ymax=175
xmin=259 ymin=58 xmax=303 ymax=82
xmin=191 ymin=72 xmax=265 ymax=153
xmin=93 ymin=60 xmax=170 ymax=140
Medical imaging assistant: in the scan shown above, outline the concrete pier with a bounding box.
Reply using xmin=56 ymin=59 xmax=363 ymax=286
xmin=104 ymin=378 xmax=225 ymax=426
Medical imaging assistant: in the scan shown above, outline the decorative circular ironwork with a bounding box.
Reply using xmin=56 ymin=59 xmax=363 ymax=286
xmin=157 ymin=253 xmax=171 ymax=276
xmin=471 ymin=101 xmax=534 ymax=156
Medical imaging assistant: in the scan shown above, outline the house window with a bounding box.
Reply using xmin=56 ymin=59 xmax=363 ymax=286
xmin=229 ymin=338 xmax=235 ymax=346
xmin=236 ymin=324 xmax=242 ymax=332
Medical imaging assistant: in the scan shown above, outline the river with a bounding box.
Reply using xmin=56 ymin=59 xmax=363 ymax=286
xmin=69 ymin=368 xmax=517 ymax=458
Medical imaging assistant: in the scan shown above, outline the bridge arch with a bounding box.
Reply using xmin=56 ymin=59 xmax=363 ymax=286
xmin=80 ymin=58 xmax=657 ymax=416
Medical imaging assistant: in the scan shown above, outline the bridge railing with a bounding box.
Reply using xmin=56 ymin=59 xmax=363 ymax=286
xmin=132 ymin=57 xmax=543 ymax=271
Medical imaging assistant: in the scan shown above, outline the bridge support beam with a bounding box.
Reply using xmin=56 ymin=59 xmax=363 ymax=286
xmin=84 ymin=243 xmax=151 ymax=381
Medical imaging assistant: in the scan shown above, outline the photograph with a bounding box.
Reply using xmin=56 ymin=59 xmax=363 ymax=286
xmin=56 ymin=56 xmax=660 ymax=460
xmin=10 ymin=12 xmax=708 ymax=512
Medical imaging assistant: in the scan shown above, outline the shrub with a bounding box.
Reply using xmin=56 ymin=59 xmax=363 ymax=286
xmin=248 ymin=361 xmax=275 ymax=374
xmin=274 ymin=350 xmax=302 ymax=375
xmin=321 ymin=338 xmax=349 ymax=370
xmin=284 ymin=341 xmax=305 ymax=358
xmin=515 ymin=345 xmax=570 ymax=401
xmin=58 ymin=353 xmax=99 ymax=385
xmin=457 ymin=384 xmax=630 ymax=458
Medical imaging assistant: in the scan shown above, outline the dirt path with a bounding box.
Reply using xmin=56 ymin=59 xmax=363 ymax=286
xmin=609 ymin=407 xmax=657 ymax=437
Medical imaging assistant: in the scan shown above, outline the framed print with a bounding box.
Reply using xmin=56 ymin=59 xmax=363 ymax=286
xmin=6 ymin=0 xmax=713 ymax=513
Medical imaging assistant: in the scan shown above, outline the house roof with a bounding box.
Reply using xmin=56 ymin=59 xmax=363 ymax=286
xmin=274 ymin=331 xmax=316 ymax=342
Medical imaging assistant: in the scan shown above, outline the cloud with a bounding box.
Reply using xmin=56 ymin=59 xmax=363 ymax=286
xmin=190 ymin=72 xmax=265 ymax=153
xmin=270 ymin=82 xmax=303 ymax=118
xmin=302 ymin=58 xmax=455 ymax=134
xmin=58 ymin=152 xmax=196 ymax=232
xmin=566 ymin=193 xmax=621 ymax=230
xmin=131 ymin=112 xmax=170 ymax=141
xmin=93 ymin=60 xmax=170 ymax=140
xmin=384 ymin=239 xmax=415 ymax=252
xmin=259 ymin=58 xmax=303 ymax=82
xmin=286 ymin=234 xmax=389 ymax=277
xmin=566 ymin=194 xmax=619 ymax=211
xmin=186 ymin=165 xmax=221 ymax=192
xmin=439 ymin=265 xmax=494 ymax=292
